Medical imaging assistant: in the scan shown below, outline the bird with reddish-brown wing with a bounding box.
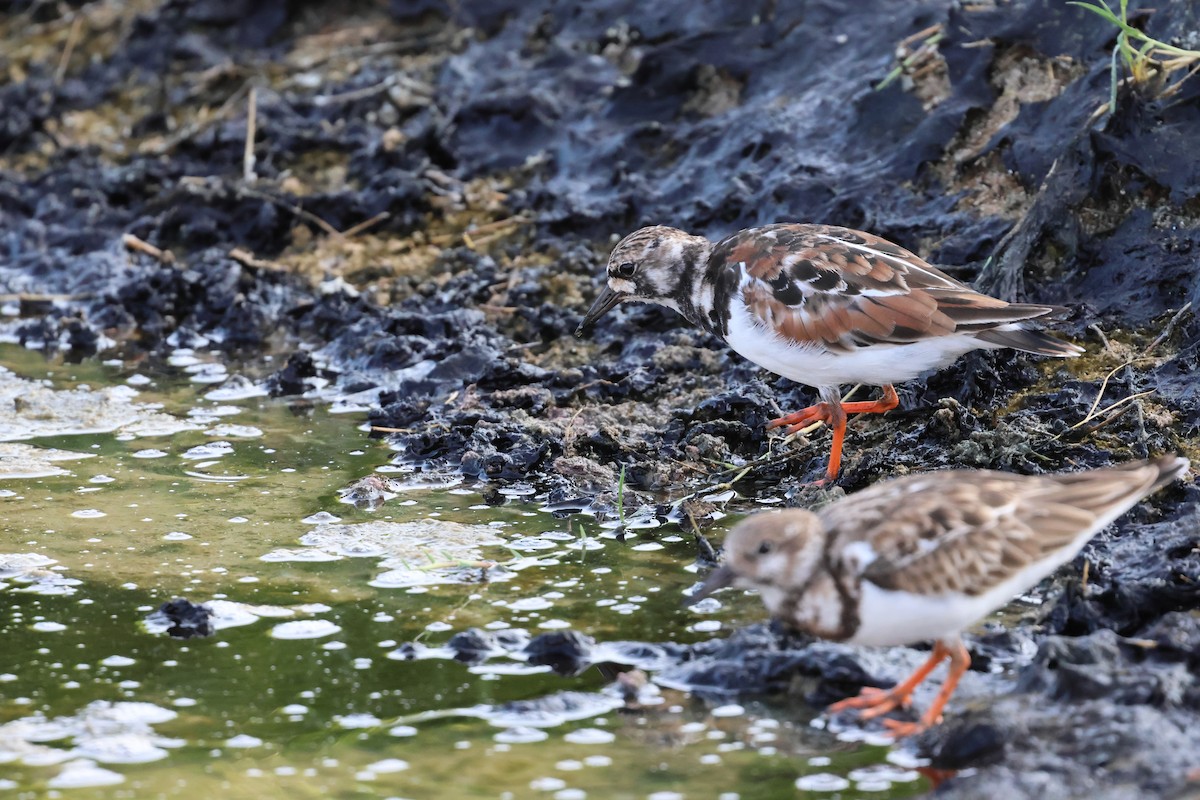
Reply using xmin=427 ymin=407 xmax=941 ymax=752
xmin=577 ymin=223 xmax=1082 ymax=484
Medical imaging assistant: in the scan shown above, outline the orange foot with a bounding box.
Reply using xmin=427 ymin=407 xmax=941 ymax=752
xmin=827 ymin=686 xmax=912 ymax=720
xmin=767 ymin=403 xmax=832 ymax=436
xmin=766 ymin=385 xmax=899 ymax=483
xmin=881 ymin=717 xmax=935 ymax=738
xmin=825 ymin=638 xmax=970 ymax=738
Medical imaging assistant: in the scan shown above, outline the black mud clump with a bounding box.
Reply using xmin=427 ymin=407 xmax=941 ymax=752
xmin=4 ymin=0 xmax=1200 ymax=796
xmin=146 ymin=598 xmax=215 ymax=639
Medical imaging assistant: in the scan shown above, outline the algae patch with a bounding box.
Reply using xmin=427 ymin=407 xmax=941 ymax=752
xmin=0 ymin=367 xmax=203 ymax=441
xmin=263 ymin=520 xmax=513 ymax=588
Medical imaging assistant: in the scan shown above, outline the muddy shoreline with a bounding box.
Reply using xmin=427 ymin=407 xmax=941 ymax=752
xmin=3 ymin=0 xmax=1200 ymax=796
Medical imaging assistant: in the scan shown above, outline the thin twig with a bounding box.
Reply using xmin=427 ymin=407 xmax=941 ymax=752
xmin=55 ymin=15 xmax=84 ymax=86
xmin=428 ymin=215 xmax=532 ymax=247
xmin=229 ymin=247 xmax=287 ymax=272
xmin=341 ymin=211 xmax=391 ymax=238
xmin=0 ymin=293 xmax=92 ymax=302
xmin=1058 ymin=390 xmax=1155 ymax=439
xmin=1083 ymin=360 xmax=1135 ymax=423
xmin=1059 ymin=301 xmax=1192 ymax=441
xmin=243 ymin=87 xmax=258 ymax=183
xmin=369 ymin=423 xmax=450 ymax=435
xmin=1160 ymin=62 xmax=1200 ymax=100
xmin=238 ymin=186 xmax=342 ymax=238
xmin=312 ymin=73 xmax=433 ymax=107
xmin=616 ymin=465 xmax=627 ymax=528
xmin=1140 ymin=301 xmax=1192 ymax=356
xmin=685 ymin=508 xmax=719 ymax=564
xmin=122 ymin=233 xmax=176 ymax=264
xmin=414 ymin=559 xmax=497 ymax=572
xmin=145 ymin=83 xmax=251 ymax=156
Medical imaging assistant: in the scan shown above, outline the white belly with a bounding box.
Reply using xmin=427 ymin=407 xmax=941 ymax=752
xmin=723 ymin=300 xmax=987 ymax=389
xmin=849 ymin=582 xmax=1005 ymax=646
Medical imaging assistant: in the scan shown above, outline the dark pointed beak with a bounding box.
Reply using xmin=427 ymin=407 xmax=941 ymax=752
xmin=575 ymin=285 xmax=626 ymax=338
xmin=682 ymin=564 xmax=735 ymax=607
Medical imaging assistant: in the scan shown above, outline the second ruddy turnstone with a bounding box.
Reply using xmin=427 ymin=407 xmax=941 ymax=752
xmin=576 ymin=224 xmax=1083 ymax=483
xmin=686 ymin=455 xmax=1190 ymax=735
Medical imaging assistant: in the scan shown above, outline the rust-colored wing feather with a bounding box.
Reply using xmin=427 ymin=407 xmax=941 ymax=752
xmin=713 ymin=224 xmax=1062 ymax=352
xmin=817 ymin=457 xmax=1188 ymax=597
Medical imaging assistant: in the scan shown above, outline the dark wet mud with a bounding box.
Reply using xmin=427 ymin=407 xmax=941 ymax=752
xmin=3 ymin=0 xmax=1200 ymax=796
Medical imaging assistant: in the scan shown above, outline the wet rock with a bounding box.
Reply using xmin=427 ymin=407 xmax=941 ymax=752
xmin=443 ymin=628 xmax=528 ymax=663
xmin=147 ymin=598 xmax=215 ymax=639
xmin=267 ymin=351 xmax=319 ymax=397
xmin=1016 ymin=630 xmax=1181 ymax=706
xmin=446 ymin=629 xmax=496 ymax=664
xmin=525 ymin=630 xmax=596 ymax=676
xmin=929 ymin=702 xmax=1199 ymax=800
xmin=654 ymin=623 xmax=879 ymax=704
xmin=924 ymin=717 xmax=1008 ymax=770
xmin=1042 ymin=507 xmax=1200 ymax=636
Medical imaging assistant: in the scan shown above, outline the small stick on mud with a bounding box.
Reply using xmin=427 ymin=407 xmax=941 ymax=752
xmin=875 ymin=24 xmax=944 ymax=91
xmin=0 ymin=293 xmax=92 ymax=303
xmin=145 ymin=83 xmax=251 ymax=156
xmin=428 ymin=215 xmax=532 ymax=248
xmin=239 ymin=186 xmax=343 ymax=238
xmin=229 ymin=247 xmax=287 ymax=272
xmin=1060 ymin=303 xmax=1190 ymax=441
xmin=1058 ymin=389 xmax=1155 ymax=439
xmin=1140 ymin=301 xmax=1192 ymax=356
xmin=55 ymin=15 xmax=84 ymax=86
xmin=122 ymin=233 xmax=176 ymax=265
xmin=369 ymin=422 xmax=449 ymax=434
xmin=341 ymin=211 xmax=391 ymax=238
xmin=685 ymin=508 xmax=719 ymax=565
xmin=243 ymin=87 xmax=258 ymax=183
xmin=311 ymin=73 xmax=433 ymax=106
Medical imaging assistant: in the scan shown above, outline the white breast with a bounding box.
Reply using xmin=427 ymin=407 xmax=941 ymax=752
xmin=723 ymin=297 xmax=989 ymax=389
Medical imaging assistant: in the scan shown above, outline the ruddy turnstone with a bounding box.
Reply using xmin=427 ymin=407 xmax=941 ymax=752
xmin=686 ymin=455 xmax=1190 ymax=736
xmin=575 ymin=224 xmax=1083 ymax=483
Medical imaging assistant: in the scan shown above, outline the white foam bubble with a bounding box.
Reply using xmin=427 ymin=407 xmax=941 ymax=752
xmin=269 ymin=620 xmax=341 ymax=640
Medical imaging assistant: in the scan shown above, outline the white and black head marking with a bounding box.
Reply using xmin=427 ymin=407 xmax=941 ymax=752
xmin=605 ymin=226 xmax=691 ymax=299
xmin=576 ymin=226 xmax=710 ymax=337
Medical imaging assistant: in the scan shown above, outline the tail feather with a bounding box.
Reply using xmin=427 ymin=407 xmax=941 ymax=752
xmin=933 ymin=294 xmax=1066 ymax=326
xmin=974 ymin=326 xmax=1083 ymax=357
xmin=1045 ymin=455 xmax=1191 ymax=508
xmin=1140 ymin=454 xmax=1192 ymax=493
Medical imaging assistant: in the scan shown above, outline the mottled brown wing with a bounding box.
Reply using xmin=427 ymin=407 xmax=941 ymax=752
xmin=817 ymin=459 xmax=1183 ymax=597
xmin=715 ymin=224 xmax=1051 ymax=351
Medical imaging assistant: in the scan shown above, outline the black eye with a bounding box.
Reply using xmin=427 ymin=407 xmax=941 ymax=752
xmin=757 ymin=541 xmax=773 ymax=555
xmin=615 ymin=261 xmax=637 ymax=278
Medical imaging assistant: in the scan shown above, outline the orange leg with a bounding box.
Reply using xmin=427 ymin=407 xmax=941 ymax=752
xmin=766 ymin=385 xmax=899 ymax=483
xmin=827 ymin=640 xmax=950 ymax=719
xmin=882 ymin=639 xmax=971 ymax=738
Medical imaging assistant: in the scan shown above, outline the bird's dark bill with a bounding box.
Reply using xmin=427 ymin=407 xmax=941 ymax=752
xmin=683 ymin=564 xmax=735 ymax=606
xmin=575 ymin=285 xmax=625 ymax=337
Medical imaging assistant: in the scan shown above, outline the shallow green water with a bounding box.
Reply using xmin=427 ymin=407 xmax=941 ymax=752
xmin=0 ymin=345 xmax=929 ymax=799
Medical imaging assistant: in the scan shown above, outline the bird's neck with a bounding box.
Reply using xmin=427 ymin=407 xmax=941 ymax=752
xmin=666 ymin=237 xmax=725 ymax=335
